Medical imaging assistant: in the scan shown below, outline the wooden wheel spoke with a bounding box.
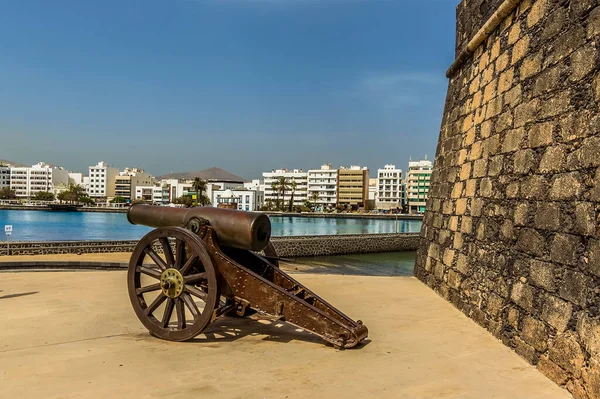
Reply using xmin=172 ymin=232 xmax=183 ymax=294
xmin=145 ymin=293 xmax=167 ymax=316
xmin=136 ymin=282 xmax=161 ymax=295
xmin=161 ymin=298 xmax=175 ymax=328
xmin=182 ymin=293 xmax=200 ymax=319
xmin=137 ymin=265 xmax=162 ymax=279
xmin=185 ymin=285 xmax=208 ymax=301
xmin=159 ymin=237 xmax=175 ymax=267
xmin=175 ymin=239 xmax=186 ymax=270
xmin=184 ymin=272 xmax=207 ymax=285
xmin=176 ymin=298 xmax=186 ymax=329
xmin=180 ymin=255 xmax=199 ymax=276
xmin=144 ymin=247 xmax=168 ymax=271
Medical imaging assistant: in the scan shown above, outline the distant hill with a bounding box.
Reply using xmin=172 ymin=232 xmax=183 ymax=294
xmin=0 ymin=159 xmax=24 ymax=167
xmin=157 ymin=167 xmax=246 ymax=182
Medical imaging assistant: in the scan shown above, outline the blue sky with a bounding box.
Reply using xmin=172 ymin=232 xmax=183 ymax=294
xmin=1 ymin=0 xmax=457 ymax=179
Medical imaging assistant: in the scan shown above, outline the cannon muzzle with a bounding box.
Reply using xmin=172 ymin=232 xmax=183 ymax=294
xmin=127 ymin=204 xmax=271 ymax=252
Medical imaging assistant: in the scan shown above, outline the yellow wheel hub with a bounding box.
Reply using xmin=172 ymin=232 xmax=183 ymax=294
xmin=160 ymin=268 xmax=184 ymax=298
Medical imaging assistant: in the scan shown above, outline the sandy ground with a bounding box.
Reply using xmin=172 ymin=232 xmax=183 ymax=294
xmin=0 ymin=263 xmax=571 ymax=399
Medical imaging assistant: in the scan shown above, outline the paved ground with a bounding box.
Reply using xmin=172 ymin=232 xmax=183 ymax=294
xmin=0 ymin=263 xmax=571 ymax=398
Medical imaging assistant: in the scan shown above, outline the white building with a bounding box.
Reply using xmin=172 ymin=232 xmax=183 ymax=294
xmin=88 ymin=161 xmax=119 ymax=198
xmin=213 ymin=188 xmax=259 ymax=211
xmin=307 ymin=164 xmax=337 ymax=209
xmin=263 ymin=169 xmax=308 ymax=208
xmin=243 ymin=179 xmax=265 ymax=208
xmin=0 ymin=164 xmax=10 ymax=189
xmin=134 ymin=185 xmax=168 ymax=204
xmin=407 ymin=158 xmax=433 ymax=214
xmin=114 ymin=168 xmax=154 ymax=200
xmin=376 ymin=164 xmax=404 ymax=211
xmin=10 ymin=162 xmax=70 ymax=198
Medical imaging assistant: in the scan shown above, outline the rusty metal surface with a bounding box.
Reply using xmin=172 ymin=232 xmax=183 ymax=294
xmin=127 ymin=211 xmax=368 ymax=349
xmin=128 ymin=204 xmax=271 ymax=252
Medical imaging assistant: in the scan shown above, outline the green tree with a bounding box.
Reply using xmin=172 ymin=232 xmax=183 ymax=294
xmin=309 ymin=191 xmax=319 ymax=207
xmin=276 ymin=177 xmax=289 ymax=211
xmin=79 ymin=196 xmax=95 ymax=205
xmin=270 ymin=181 xmax=280 ymax=211
xmin=110 ymin=196 xmax=127 ymax=204
xmin=287 ymin=180 xmax=297 ymax=212
xmin=174 ymin=195 xmax=194 ymax=207
xmin=33 ymin=191 xmax=55 ymax=201
xmin=0 ymin=187 xmax=17 ymax=199
xmin=192 ymin=178 xmax=207 ymax=207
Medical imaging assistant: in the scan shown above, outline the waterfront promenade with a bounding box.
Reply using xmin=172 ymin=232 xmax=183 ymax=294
xmin=0 ymin=254 xmax=570 ymax=398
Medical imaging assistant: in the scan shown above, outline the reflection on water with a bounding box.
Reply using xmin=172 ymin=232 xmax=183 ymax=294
xmin=0 ymin=210 xmax=422 ymax=242
xmin=283 ymin=251 xmax=417 ymax=276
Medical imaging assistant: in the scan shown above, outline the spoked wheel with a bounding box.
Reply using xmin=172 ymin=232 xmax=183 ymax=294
xmin=128 ymin=227 xmax=219 ymax=341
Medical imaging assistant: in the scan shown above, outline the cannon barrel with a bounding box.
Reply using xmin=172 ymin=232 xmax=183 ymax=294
xmin=127 ymin=204 xmax=271 ymax=252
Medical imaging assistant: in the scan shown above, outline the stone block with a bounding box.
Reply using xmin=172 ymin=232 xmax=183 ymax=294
xmin=533 ymin=66 xmax=561 ymax=97
xmin=549 ymin=332 xmax=584 ymax=377
xmin=514 ymin=202 xmax=529 ymax=226
xmin=540 ymin=90 xmax=571 ymax=119
xmin=527 ymin=0 xmax=547 ymax=28
xmin=453 ymin=233 xmax=463 ymax=250
xmin=574 ymin=203 xmax=596 ymax=236
xmin=511 ymin=282 xmax=535 ymax=313
xmin=567 ymin=379 xmax=589 ymax=399
xmin=589 ymin=5 xmax=600 ymax=37
xmin=560 ymin=270 xmax=588 ymax=306
xmin=504 ymin=84 xmax=522 ymax=108
xmin=592 ymin=168 xmax=600 ymax=201
xmin=577 ymin=313 xmax=600 ymax=357
xmin=506 ymin=182 xmax=520 ymax=198
xmin=537 ymin=355 xmax=568 ymax=385
xmin=501 ymin=219 xmax=516 ymax=240
xmin=449 ymin=216 xmax=459 ymax=231
xmin=533 ymin=203 xmax=560 ymax=231
xmin=521 ymin=175 xmax=548 ymax=200
xmin=520 ymin=52 xmax=542 ymax=80
xmin=456 ymin=253 xmax=469 ymax=275
xmin=542 ymin=7 xmax=567 ymax=41
xmin=570 ymin=44 xmax=597 ymax=81
xmin=589 ymin=239 xmax=600 ymax=277
xmin=502 ymin=128 xmax=525 ymax=152
xmin=472 ymin=159 xmax=487 ymax=178
xmin=481 ymin=65 xmax=495 ymax=87
xmin=485 ymin=96 xmax=503 ymax=120
xmin=539 ymin=145 xmax=566 ymax=173
xmin=496 ymin=111 xmax=513 ymax=132
xmin=434 ymin=260 xmax=445 ymax=281
xmin=480 ymin=120 xmax=492 ymax=138
xmin=515 ymin=337 xmax=538 ymax=364
xmin=521 ymin=316 xmax=548 ymax=352
xmin=530 ymin=260 xmax=556 ymax=291
xmin=569 ymin=136 xmax=600 ymax=169
xmin=550 ymin=172 xmax=581 ymax=200
xmin=508 ymin=22 xmax=521 ymax=45
xmin=456 ymin=198 xmax=468 ymax=215
xmin=514 ymin=99 xmax=538 ymax=128
xmin=487 ymin=293 xmax=504 ymax=317
xmin=443 ymin=248 xmax=455 ymax=267
xmin=508 ymin=307 xmax=520 ymax=329
xmin=461 ymin=216 xmax=473 ymax=234
xmin=447 ymin=269 xmax=462 ymax=289
xmin=513 ymin=149 xmax=536 ymax=174
xmin=544 ymin=26 xmax=586 ymax=67
xmin=516 ymin=229 xmax=546 ymax=257
xmin=479 ymin=178 xmax=493 ymax=197
xmin=511 ymin=35 xmax=530 ymax=64
xmin=483 ymin=81 xmax=497 ymax=104
xmin=550 ymin=234 xmax=580 ymax=266
xmin=541 ymin=295 xmax=571 ymax=333
xmin=487 ymin=155 xmax=503 ymax=176
xmin=464 ymin=128 xmax=476 ymax=146
xmin=457 ymin=148 xmax=468 ymax=164
xmin=468 ymin=141 xmax=483 ymax=161
xmin=498 ymin=68 xmax=514 ymax=94
xmin=459 ymin=162 xmax=471 ymax=181
xmin=528 ymin=122 xmax=554 ymax=148
xmin=465 ymin=179 xmax=477 ymax=197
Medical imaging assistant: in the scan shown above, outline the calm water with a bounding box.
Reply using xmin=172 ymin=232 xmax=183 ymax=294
xmin=0 ymin=210 xmax=422 ymax=242
xmin=286 ymin=251 xmax=417 ymax=276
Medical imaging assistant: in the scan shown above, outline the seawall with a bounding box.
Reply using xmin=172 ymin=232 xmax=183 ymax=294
xmin=0 ymin=233 xmax=420 ymax=258
xmin=415 ymin=0 xmax=600 ymax=397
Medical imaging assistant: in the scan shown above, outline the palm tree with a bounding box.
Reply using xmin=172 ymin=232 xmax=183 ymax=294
xmin=271 ymin=181 xmax=280 ymax=210
xmin=288 ymin=180 xmax=297 ymax=212
xmin=276 ymin=177 xmax=289 ymax=211
xmin=192 ymin=178 xmax=207 ymax=207
xmin=310 ymin=191 xmax=319 ymax=209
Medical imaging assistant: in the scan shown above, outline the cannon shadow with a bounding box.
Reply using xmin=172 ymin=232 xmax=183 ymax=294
xmin=0 ymin=291 xmax=39 ymax=300
xmin=189 ymin=316 xmax=370 ymax=349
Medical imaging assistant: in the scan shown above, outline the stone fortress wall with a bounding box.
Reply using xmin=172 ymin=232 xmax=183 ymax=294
xmin=414 ymin=0 xmax=600 ymax=397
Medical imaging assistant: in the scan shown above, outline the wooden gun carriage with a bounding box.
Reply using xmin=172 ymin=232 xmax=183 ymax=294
xmin=126 ymin=205 xmax=368 ymax=348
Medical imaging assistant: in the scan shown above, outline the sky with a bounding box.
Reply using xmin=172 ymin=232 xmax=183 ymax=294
xmin=1 ymin=0 xmax=457 ymax=180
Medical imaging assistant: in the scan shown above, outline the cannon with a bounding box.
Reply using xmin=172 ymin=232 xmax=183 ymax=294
xmin=126 ymin=204 xmax=369 ymax=348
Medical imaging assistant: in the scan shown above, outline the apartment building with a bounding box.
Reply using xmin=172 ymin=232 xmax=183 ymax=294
xmin=213 ymin=188 xmax=259 ymax=211
xmin=243 ymin=179 xmax=264 ymax=208
xmin=134 ymin=185 xmax=169 ymax=204
xmin=114 ymin=168 xmax=154 ymax=200
xmin=262 ymin=169 xmax=308 ymax=208
xmin=0 ymin=164 xmax=10 ymax=189
xmin=337 ymin=166 xmax=369 ymax=209
xmin=376 ymin=164 xmax=404 ymax=211
xmin=407 ymin=159 xmax=433 ymax=214
xmin=88 ymin=161 xmax=119 ymax=198
xmin=307 ymin=164 xmax=337 ymax=209
xmin=10 ymin=162 xmax=70 ymax=198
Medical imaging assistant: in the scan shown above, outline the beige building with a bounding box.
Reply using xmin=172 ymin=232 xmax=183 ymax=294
xmin=114 ymin=168 xmax=154 ymax=200
xmin=337 ymin=166 xmax=369 ymax=209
